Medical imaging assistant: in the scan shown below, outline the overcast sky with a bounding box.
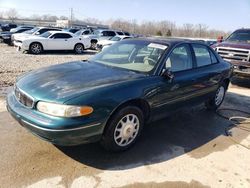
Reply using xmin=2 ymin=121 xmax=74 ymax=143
xmin=0 ymin=0 xmax=250 ymax=31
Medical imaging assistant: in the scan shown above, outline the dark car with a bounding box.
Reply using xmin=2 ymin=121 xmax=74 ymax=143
xmin=1 ymin=23 xmax=17 ymax=31
xmin=213 ymin=28 xmax=250 ymax=78
xmin=0 ymin=26 xmax=34 ymax=45
xmin=63 ymin=28 xmax=81 ymax=34
xmin=7 ymin=38 xmax=232 ymax=151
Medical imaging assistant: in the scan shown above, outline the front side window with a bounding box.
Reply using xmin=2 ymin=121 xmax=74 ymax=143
xmin=90 ymin=41 xmax=167 ymax=73
xmin=165 ymin=44 xmax=192 ymax=72
xmin=51 ymin=33 xmax=72 ymax=39
xmin=192 ymin=44 xmax=212 ymax=67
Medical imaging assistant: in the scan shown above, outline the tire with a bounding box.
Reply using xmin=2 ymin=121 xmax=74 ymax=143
xmin=29 ymin=42 xmax=43 ymax=54
xmin=74 ymin=43 xmax=85 ymax=54
xmin=101 ymin=106 xmax=144 ymax=152
xmin=205 ymin=83 xmax=226 ymax=110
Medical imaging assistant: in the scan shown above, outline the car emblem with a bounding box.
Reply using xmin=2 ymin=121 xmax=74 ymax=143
xmin=228 ymin=53 xmax=234 ymax=57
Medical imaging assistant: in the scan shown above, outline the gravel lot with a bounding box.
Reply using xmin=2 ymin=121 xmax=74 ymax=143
xmin=0 ymin=43 xmax=96 ymax=87
xmin=0 ymin=42 xmax=250 ymax=188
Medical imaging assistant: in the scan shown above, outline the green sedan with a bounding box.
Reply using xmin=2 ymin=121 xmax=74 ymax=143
xmin=7 ymin=38 xmax=233 ymax=151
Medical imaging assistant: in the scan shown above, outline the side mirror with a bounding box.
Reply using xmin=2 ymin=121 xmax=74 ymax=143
xmin=35 ymin=31 xmax=40 ymax=35
xmin=162 ymin=69 xmax=174 ymax=82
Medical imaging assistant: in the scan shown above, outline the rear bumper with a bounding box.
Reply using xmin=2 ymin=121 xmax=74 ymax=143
xmin=6 ymin=91 xmax=104 ymax=146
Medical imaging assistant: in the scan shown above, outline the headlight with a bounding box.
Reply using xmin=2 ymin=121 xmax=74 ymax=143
xmin=37 ymin=101 xmax=93 ymax=117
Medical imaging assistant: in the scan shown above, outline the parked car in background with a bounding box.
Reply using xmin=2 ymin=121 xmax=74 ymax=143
xmin=88 ymin=29 xmax=129 ymax=49
xmin=74 ymin=29 xmax=92 ymax=36
xmin=12 ymin=27 xmax=61 ymax=45
xmin=14 ymin=30 xmax=91 ymax=54
xmin=212 ymin=28 xmax=250 ymax=78
xmin=97 ymin=35 xmax=133 ymax=51
xmin=7 ymin=38 xmax=232 ymax=151
xmin=0 ymin=26 xmax=34 ymax=45
xmin=0 ymin=23 xmax=17 ymax=31
xmin=63 ymin=28 xmax=81 ymax=33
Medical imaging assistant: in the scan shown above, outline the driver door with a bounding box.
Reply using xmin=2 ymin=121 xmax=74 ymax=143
xmin=48 ymin=33 xmax=73 ymax=50
xmin=150 ymin=44 xmax=198 ymax=120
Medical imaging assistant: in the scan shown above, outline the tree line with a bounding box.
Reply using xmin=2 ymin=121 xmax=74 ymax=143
xmin=0 ymin=9 xmax=230 ymax=39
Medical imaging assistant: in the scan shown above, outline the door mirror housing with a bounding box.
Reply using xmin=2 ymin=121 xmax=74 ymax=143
xmin=161 ymin=69 xmax=174 ymax=82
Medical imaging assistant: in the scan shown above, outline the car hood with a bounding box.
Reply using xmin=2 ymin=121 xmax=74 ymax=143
xmin=13 ymin=33 xmax=33 ymax=40
xmin=214 ymin=41 xmax=250 ymax=50
xmin=16 ymin=61 xmax=146 ymax=103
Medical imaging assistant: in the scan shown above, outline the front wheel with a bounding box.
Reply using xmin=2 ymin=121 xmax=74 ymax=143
xmin=205 ymin=83 xmax=226 ymax=110
xmin=29 ymin=43 xmax=43 ymax=54
xmin=101 ymin=106 xmax=144 ymax=152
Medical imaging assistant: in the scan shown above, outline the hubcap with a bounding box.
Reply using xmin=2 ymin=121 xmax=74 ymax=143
xmin=215 ymin=86 xmax=225 ymax=106
xmin=31 ymin=44 xmax=41 ymax=54
xmin=114 ymin=114 xmax=140 ymax=147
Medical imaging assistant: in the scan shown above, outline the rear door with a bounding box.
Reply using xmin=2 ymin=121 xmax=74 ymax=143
xmin=190 ymin=44 xmax=222 ymax=101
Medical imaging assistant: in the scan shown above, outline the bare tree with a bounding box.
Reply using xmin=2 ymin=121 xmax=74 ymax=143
xmin=0 ymin=11 xmax=3 ymax=19
xmin=6 ymin=8 xmax=18 ymax=22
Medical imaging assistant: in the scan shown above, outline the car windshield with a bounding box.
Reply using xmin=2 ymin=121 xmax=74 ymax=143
xmin=24 ymin=27 xmax=39 ymax=34
xmin=90 ymin=40 xmax=168 ymax=73
xmin=110 ymin=36 xmax=121 ymax=41
xmin=226 ymin=31 xmax=250 ymax=43
xmin=74 ymin=30 xmax=82 ymax=36
xmin=40 ymin=31 xmax=52 ymax=38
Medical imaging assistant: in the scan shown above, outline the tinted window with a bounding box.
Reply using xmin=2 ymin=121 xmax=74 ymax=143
xmin=124 ymin=32 xmax=130 ymax=36
xmin=192 ymin=44 xmax=212 ymax=67
xmin=117 ymin=31 xmax=124 ymax=35
xmin=166 ymin=44 xmax=192 ymax=72
xmin=51 ymin=33 xmax=72 ymax=39
xmin=102 ymin=31 xmax=116 ymax=37
xmin=210 ymin=50 xmax=218 ymax=64
xmin=83 ymin=30 xmax=90 ymax=34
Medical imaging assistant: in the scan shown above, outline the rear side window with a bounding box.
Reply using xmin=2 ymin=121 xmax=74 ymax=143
xmin=166 ymin=44 xmax=193 ymax=72
xmin=210 ymin=50 xmax=218 ymax=64
xmin=192 ymin=44 xmax=212 ymax=67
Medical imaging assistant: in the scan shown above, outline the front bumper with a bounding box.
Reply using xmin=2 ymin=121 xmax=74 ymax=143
xmin=231 ymin=61 xmax=250 ymax=78
xmin=6 ymin=91 xmax=104 ymax=146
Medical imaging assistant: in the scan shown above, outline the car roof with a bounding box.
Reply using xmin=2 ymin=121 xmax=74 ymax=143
xmin=47 ymin=31 xmax=72 ymax=35
xmin=131 ymin=37 xmax=194 ymax=46
xmin=234 ymin=28 xmax=250 ymax=32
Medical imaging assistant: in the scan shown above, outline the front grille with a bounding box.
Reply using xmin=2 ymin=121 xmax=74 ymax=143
xmin=14 ymin=87 xmax=34 ymax=108
xmin=217 ymin=47 xmax=250 ymax=62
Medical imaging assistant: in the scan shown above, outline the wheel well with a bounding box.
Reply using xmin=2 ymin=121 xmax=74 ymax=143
xmin=91 ymin=39 xmax=98 ymax=43
xmin=110 ymin=99 xmax=150 ymax=122
xmin=102 ymin=99 xmax=151 ymax=135
xmin=29 ymin=42 xmax=43 ymax=50
xmin=223 ymin=78 xmax=230 ymax=90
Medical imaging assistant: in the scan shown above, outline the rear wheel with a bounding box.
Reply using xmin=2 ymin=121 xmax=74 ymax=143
xmin=74 ymin=43 xmax=85 ymax=54
xmin=101 ymin=106 xmax=144 ymax=152
xmin=29 ymin=43 xmax=43 ymax=54
xmin=205 ymin=83 xmax=226 ymax=110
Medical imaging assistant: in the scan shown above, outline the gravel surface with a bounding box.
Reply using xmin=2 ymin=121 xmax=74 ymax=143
xmin=0 ymin=43 xmax=96 ymax=87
